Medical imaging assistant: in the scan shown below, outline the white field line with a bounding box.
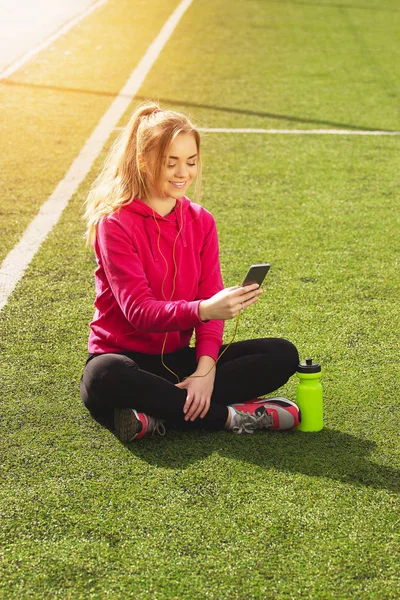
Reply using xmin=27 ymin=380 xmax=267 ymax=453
xmin=114 ymin=127 xmax=400 ymax=135
xmin=0 ymin=0 xmax=194 ymax=311
xmin=196 ymin=128 xmax=400 ymax=135
xmin=199 ymin=127 xmax=400 ymax=135
xmin=0 ymin=0 xmax=109 ymax=81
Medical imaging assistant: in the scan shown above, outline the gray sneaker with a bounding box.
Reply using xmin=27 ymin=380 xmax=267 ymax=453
xmin=114 ymin=408 xmax=166 ymax=443
xmin=230 ymin=398 xmax=301 ymax=431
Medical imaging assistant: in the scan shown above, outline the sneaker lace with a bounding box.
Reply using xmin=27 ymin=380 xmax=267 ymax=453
xmin=149 ymin=418 xmax=166 ymax=437
xmin=233 ymin=407 xmax=274 ymax=434
xmin=252 ymin=409 xmax=275 ymax=430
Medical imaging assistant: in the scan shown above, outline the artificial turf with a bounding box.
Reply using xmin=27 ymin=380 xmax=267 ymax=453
xmin=1 ymin=0 xmax=399 ymax=598
xmin=0 ymin=0 xmax=179 ymax=264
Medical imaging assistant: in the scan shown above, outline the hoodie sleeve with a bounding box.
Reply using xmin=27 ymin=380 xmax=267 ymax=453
xmin=96 ymin=215 xmax=202 ymax=333
xmin=194 ymin=214 xmax=225 ymax=362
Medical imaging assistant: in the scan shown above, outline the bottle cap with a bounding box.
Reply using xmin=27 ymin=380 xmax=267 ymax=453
xmin=297 ymin=357 xmax=321 ymax=374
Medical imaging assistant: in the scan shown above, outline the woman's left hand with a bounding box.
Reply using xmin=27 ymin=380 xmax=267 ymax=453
xmin=175 ymin=361 xmax=216 ymax=421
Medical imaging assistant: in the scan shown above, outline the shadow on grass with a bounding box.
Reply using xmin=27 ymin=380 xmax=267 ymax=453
xmin=126 ymin=427 xmax=399 ymax=493
xmin=263 ymin=0 xmax=400 ymax=14
xmin=2 ymin=79 xmax=395 ymax=132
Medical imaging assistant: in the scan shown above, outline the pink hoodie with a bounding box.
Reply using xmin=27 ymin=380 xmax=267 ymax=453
xmin=88 ymin=197 xmax=224 ymax=361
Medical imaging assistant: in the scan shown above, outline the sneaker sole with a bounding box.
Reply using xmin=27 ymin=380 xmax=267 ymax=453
xmin=114 ymin=408 xmax=141 ymax=443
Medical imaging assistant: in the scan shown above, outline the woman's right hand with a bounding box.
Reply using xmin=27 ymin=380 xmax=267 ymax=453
xmin=199 ymin=284 xmax=263 ymax=321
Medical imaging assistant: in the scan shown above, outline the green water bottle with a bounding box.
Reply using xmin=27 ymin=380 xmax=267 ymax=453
xmin=296 ymin=358 xmax=323 ymax=432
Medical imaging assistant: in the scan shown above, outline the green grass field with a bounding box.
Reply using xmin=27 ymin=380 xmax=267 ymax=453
xmin=1 ymin=0 xmax=399 ymax=598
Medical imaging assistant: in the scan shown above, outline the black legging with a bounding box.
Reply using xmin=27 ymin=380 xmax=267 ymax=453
xmin=80 ymin=338 xmax=299 ymax=431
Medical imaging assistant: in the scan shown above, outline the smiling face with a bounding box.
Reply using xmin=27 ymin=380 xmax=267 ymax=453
xmin=146 ymin=132 xmax=198 ymax=203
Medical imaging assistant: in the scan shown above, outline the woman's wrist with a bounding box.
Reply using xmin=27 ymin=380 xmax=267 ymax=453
xmin=199 ymin=299 xmax=211 ymax=322
xmin=196 ymin=355 xmax=216 ymax=377
xmin=199 ymin=300 xmax=212 ymax=321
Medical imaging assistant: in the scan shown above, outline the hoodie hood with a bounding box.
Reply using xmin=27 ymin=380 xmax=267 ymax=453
xmin=123 ymin=196 xmax=190 ymax=261
xmin=126 ymin=196 xmax=191 ymax=219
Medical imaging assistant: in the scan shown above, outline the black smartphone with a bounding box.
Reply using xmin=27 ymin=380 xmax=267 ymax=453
xmin=241 ymin=263 xmax=271 ymax=287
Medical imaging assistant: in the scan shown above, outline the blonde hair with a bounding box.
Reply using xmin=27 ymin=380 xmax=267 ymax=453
xmin=84 ymin=101 xmax=202 ymax=245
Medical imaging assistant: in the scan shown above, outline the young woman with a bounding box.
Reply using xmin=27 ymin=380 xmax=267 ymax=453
xmin=80 ymin=102 xmax=301 ymax=442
